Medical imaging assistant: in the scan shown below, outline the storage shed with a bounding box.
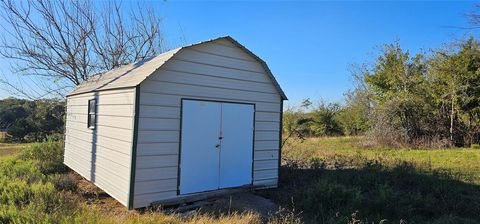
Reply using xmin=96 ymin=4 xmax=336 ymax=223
xmin=64 ymin=36 xmax=287 ymax=209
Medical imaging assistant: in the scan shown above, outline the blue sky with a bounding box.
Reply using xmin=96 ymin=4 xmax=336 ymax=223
xmin=0 ymin=1 xmax=478 ymax=106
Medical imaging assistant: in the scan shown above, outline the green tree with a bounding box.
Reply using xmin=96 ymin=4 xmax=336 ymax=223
xmin=364 ymin=42 xmax=433 ymax=144
xmin=306 ymin=102 xmax=343 ymax=136
xmin=7 ymin=119 xmax=35 ymax=141
xmin=429 ymin=38 xmax=480 ymax=145
xmin=0 ymin=98 xmax=65 ymax=142
xmin=337 ymin=89 xmax=371 ymax=135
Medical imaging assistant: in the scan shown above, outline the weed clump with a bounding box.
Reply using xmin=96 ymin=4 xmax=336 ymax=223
xmin=0 ymin=140 xmax=78 ymax=223
xmin=19 ymin=140 xmax=67 ymax=174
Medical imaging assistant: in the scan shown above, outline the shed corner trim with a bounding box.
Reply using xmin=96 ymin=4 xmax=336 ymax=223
xmin=127 ymin=85 xmax=141 ymax=209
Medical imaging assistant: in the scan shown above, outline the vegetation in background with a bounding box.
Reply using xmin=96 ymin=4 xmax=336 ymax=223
xmin=0 ymin=132 xmax=5 ymax=142
xmin=364 ymin=39 xmax=480 ymax=148
xmin=0 ymin=98 xmax=64 ymax=142
xmin=284 ymin=38 xmax=480 ymax=148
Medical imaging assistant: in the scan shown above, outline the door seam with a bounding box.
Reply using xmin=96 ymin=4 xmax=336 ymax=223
xmin=218 ymin=103 xmax=223 ymax=190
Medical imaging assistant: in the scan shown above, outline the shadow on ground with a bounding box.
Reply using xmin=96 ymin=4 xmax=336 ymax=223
xmin=70 ymin=157 xmax=480 ymax=223
xmin=258 ymin=159 xmax=480 ymax=223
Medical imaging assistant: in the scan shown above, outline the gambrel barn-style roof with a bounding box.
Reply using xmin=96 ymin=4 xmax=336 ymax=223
xmin=68 ymin=36 xmax=287 ymax=100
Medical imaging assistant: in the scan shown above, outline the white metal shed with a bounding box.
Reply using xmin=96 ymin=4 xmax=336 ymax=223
xmin=63 ymin=36 xmax=287 ymax=209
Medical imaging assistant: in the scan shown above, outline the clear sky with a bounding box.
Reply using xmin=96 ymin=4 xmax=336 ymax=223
xmin=0 ymin=1 xmax=478 ymax=106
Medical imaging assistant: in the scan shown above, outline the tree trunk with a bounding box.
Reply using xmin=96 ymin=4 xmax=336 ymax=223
xmin=450 ymin=94 xmax=455 ymax=144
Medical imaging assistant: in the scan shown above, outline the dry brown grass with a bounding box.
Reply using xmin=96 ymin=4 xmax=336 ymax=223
xmin=0 ymin=142 xmax=29 ymax=158
xmin=64 ymin=172 xmax=300 ymax=224
xmin=73 ymin=206 xmax=264 ymax=224
xmin=0 ymin=132 xmax=5 ymax=142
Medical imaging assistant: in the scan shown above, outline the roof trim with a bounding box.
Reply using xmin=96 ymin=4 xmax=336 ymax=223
xmin=67 ymin=36 xmax=287 ymax=100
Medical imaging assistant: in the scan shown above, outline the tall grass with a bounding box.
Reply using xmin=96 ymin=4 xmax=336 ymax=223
xmin=0 ymin=140 xmax=78 ymax=223
xmin=265 ymin=137 xmax=480 ymax=223
xmin=0 ymin=140 xmax=298 ymax=223
xmin=2 ymin=137 xmax=479 ymax=223
xmin=0 ymin=132 xmax=5 ymax=142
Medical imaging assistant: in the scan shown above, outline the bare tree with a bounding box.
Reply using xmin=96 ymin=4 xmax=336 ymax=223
xmin=468 ymin=4 xmax=480 ymax=28
xmin=0 ymin=0 xmax=166 ymax=98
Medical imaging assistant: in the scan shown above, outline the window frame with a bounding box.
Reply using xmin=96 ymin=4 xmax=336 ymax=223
xmin=87 ymin=99 xmax=96 ymax=129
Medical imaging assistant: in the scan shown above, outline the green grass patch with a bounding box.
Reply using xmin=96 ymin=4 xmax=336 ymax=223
xmin=283 ymin=137 xmax=480 ymax=183
xmin=267 ymin=137 xmax=480 ymax=223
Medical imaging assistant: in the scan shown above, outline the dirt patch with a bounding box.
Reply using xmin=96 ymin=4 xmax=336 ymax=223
xmin=70 ymin=172 xmax=135 ymax=218
xmin=204 ymin=192 xmax=279 ymax=217
xmin=70 ymin=172 xmax=279 ymax=219
xmin=164 ymin=192 xmax=281 ymax=221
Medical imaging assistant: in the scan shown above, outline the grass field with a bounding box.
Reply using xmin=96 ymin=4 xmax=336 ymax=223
xmin=0 ymin=142 xmax=29 ymax=158
xmin=266 ymin=136 xmax=480 ymax=223
xmin=0 ymin=137 xmax=479 ymax=223
xmin=283 ymin=137 xmax=480 ymax=183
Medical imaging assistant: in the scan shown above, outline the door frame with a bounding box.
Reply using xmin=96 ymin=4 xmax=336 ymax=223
xmin=177 ymin=98 xmax=256 ymax=196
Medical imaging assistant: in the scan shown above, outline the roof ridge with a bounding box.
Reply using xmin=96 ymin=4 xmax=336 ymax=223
xmin=67 ymin=36 xmax=287 ymax=100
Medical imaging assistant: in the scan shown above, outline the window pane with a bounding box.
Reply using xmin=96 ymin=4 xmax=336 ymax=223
xmin=88 ymin=114 xmax=95 ymax=128
xmin=89 ymin=100 xmax=96 ymax=113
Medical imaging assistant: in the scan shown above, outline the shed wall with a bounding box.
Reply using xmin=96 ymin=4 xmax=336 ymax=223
xmin=64 ymin=88 xmax=136 ymax=206
xmin=133 ymin=40 xmax=282 ymax=208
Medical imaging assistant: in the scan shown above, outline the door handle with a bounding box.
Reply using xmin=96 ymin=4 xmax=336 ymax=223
xmin=215 ymin=144 xmax=221 ymax=148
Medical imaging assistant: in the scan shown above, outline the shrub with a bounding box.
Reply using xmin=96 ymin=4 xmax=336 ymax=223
xmin=0 ymin=178 xmax=31 ymax=206
xmin=471 ymin=144 xmax=480 ymax=149
xmin=20 ymin=140 xmax=66 ymax=174
xmin=49 ymin=173 xmax=78 ymax=192
xmin=0 ymin=205 xmax=39 ymax=224
xmin=0 ymin=140 xmax=78 ymax=223
xmin=0 ymin=157 xmax=44 ymax=181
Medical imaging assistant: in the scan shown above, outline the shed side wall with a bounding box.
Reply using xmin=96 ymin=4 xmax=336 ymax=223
xmin=133 ymin=40 xmax=281 ymax=208
xmin=64 ymin=88 xmax=136 ymax=206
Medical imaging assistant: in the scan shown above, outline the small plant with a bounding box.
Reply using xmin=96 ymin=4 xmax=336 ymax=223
xmin=471 ymin=144 xmax=480 ymax=149
xmin=310 ymin=158 xmax=326 ymax=170
xmin=49 ymin=173 xmax=78 ymax=192
xmin=268 ymin=206 xmax=302 ymax=224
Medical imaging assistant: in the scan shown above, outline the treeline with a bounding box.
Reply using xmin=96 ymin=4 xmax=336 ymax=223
xmin=0 ymin=98 xmax=65 ymax=142
xmin=284 ymin=38 xmax=480 ymax=148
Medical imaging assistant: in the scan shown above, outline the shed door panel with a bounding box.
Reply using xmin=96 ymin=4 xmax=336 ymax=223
xmin=179 ymin=100 xmax=221 ymax=194
xmin=219 ymin=103 xmax=254 ymax=188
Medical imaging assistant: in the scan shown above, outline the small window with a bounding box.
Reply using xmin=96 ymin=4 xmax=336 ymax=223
xmin=87 ymin=99 xmax=96 ymax=129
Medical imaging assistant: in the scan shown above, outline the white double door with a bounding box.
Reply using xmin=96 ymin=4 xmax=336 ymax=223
xmin=179 ymin=100 xmax=254 ymax=195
